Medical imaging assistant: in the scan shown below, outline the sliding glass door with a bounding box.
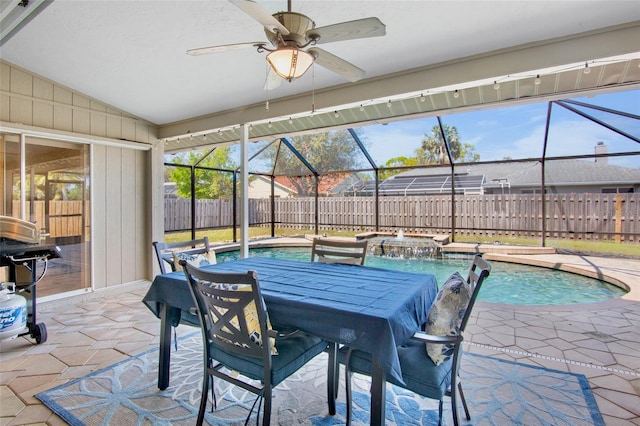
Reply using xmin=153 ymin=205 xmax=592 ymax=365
xmin=1 ymin=133 xmax=91 ymax=297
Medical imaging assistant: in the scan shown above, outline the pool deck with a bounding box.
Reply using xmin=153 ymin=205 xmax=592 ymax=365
xmin=437 ymin=242 xmax=640 ymax=424
xmin=1 ymin=238 xmax=639 ymax=425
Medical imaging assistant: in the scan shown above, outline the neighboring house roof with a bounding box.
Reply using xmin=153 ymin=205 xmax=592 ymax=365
xmin=398 ymin=159 xmax=640 ymax=190
xmin=347 ymin=159 xmax=640 ymax=196
xmin=274 ymin=174 xmax=353 ymax=195
xmin=329 ymin=174 xmax=367 ymax=195
xmin=164 ymin=182 xmax=178 ymax=198
xmin=355 ymin=173 xmax=486 ymax=195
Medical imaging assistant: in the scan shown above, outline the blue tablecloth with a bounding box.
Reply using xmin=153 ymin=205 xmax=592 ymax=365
xmin=143 ymin=257 xmax=438 ymax=383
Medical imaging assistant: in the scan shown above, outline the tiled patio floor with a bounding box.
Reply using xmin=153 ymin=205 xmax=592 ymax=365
xmin=1 ymin=255 xmax=639 ymax=425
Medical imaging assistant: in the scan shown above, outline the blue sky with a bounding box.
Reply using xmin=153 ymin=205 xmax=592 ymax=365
xmin=361 ymin=89 xmax=639 ymax=168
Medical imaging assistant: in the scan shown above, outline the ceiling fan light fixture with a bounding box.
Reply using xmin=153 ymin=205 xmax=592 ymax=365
xmin=266 ymin=48 xmax=314 ymax=81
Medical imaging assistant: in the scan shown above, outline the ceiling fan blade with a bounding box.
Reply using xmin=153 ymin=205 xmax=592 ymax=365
xmin=308 ymin=48 xmax=365 ymax=82
xmin=187 ymin=42 xmax=264 ymax=56
xmin=307 ymin=17 xmax=385 ymax=44
xmin=229 ymin=0 xmax=289 ymax=35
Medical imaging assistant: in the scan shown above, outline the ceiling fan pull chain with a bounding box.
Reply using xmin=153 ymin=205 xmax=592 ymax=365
xmin=265 ymin=62 xmax=270 ymax=110
xmin=311 ymin=64 xmax=316 ymax=113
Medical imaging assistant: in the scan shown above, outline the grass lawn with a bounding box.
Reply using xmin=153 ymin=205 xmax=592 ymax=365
xmin=164 ymin=227 xmax=640 ymax=259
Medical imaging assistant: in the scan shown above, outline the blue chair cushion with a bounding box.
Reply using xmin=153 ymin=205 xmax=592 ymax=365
xmin=339 ymin=339 xmax=452 ymax=400
xmin=209 ymin=332 xmax=327 ymax=386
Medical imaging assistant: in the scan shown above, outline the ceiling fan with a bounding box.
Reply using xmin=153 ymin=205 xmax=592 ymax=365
xmin=187 ymin=0 xmax=386 ymax=84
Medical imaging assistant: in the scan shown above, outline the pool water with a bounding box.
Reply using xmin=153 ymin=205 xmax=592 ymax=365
xmin=216 ymin=247 xmax=627 ymax=306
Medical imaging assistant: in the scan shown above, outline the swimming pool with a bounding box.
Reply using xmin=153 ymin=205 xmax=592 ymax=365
xmin=216 ymin=247 xmax=627 ymax=305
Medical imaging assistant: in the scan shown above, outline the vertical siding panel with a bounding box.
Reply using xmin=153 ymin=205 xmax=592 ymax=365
xmin=122 ymin=120 xmax=136 ymax=141
xmin=33 ymin=78 xmax=54 ymax=128
xmin=0 ymin=62 xmax=9 ymax=91
xmin=0 ymin=63 xmax=9 ymax=122
xmin=72 ymin=93 xmax=91 ymax=134
xmin=53 ymin=86 xmax=73 ymax=131
xmin=0 ymin=94 xmax=9 ymax=122
xmin=9 ymin=67 xmax=32 ymax=95
xmin=106 ymin=114 xmax=122 ymax=139
xmin=90 ymin=101 xmax=107 ymax=137
xmin=120 ymin=149 xmax=136 ymax=284
xmin=9 ymin=68 xmax=33 ymax=125
xmin=135 ymin=150 xmax=148 ymax=280
xmin=105 ymin=146 xmax=123 ymax=287
xmin=93 ymin=144 xmax=107 ymax=289
xmin=33 ymin=101 xmax=53 ymax=129
xmin=135 ymin=121 xmax=151 ymax=143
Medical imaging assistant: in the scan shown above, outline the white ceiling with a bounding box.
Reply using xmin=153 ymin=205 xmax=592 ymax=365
xmin=1 ymin=1 xmax=640 ymax=152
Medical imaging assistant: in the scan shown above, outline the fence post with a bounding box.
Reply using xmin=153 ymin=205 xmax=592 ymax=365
xmin=615 ymin=193 xmax=623 ymax=243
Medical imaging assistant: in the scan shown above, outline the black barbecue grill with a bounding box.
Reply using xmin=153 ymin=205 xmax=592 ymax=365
xmin=0 ymin=216 xmax=61 ymax=344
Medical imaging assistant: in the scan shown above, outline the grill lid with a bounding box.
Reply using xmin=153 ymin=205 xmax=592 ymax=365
xmin=0 ymin=216 xmax=42 ymax=245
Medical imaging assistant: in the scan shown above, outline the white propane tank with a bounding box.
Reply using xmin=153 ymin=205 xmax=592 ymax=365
xmin=0 ymin=282 xmax=27 ymax=341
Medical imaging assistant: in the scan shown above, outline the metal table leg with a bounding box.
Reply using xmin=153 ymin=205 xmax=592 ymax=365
xmin=158 ymin=303 xmax=172 ymax=390
xmin=370 ymin=357 xmax=387 ymax=426
xmin=326 ymin=342 xmax=338 ymax=415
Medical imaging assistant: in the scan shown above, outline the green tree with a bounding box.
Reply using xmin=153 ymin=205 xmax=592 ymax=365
xmin=381 ymin=124 xmax=479 ymax=179
xmin=379 ymin=156 xmax=420 ymax=180
xmin=168 ymin=147 xmax=237 ymax=199
xmin=417 ymin=124 xmax=479 ymax=165
xmin=266 ymin=130 xmax=368 ymax=196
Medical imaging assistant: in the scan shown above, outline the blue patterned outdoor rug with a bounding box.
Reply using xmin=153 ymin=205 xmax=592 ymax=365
xmin=36 ymin=333 xmax=603 ymax=426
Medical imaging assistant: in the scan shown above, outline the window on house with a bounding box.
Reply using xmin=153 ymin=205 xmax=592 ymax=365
xmin=602 ymin=187 xmax=634 ymax=194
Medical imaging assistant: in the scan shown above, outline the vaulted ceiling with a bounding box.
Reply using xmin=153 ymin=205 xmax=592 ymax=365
xmin=2 ymin=1 xmax=639 ymax=153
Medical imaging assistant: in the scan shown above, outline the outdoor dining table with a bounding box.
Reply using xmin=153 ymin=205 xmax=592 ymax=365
xmin=142 ymin=257 xmax=438 ymax=426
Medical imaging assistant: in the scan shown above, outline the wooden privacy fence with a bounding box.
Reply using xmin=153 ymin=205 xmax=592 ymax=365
xmin=164 ymin=198 xmax=235 ymax=231
xmin=165 ymin=193 xmax=639 ymax=243
xmin=11 ymin=200 xmax=86 ymax=238
xmin=10 ymin=193 xmax=637 ymax=242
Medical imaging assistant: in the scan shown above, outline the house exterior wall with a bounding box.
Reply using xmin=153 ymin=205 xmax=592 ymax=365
xmin=92 ymin=145 xmax=150 ymax=289
xmin=249 ymin=177 xmax=293 ymax=199
xmin=1 ymin=60 xmax=160 ymax=290
xmin=1 ymin=61 xmax=156 ymax=144
xmin=485 ymin=184 xmax=640 ymax=195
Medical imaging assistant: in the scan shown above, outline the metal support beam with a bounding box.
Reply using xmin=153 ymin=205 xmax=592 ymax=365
xmin=271 ymin=177 xmax=275 ymax=237
xmin=541 ymin=102 xmax=554 ymax=247
xmin=437 ymin=117 xmax=456 ymax=241
xmin=239 ymin=124 xmax=249 ymax=258
xmin=348 ymin=128 xmax=377 ymax=170
xmin=190 ymin=165 xmax=196 ymax=240
xmin=232 ymin=172 xmax=237 ymax=242
xmin=315 ymin=176 xmax=319 ymax=235
xmin=555 ymin=100 xmax=640 ymax=144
